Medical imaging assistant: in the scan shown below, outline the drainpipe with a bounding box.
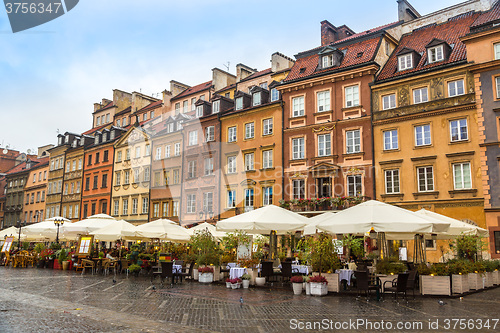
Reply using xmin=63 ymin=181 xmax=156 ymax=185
xmin=370 ymin=88 xmax=376 ymax=200
xmin=281 ymin=99 xmax=285 ymax=202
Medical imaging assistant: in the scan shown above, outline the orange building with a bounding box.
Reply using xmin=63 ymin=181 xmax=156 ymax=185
xmin=23 ymin=158 xmax=49 ymax=224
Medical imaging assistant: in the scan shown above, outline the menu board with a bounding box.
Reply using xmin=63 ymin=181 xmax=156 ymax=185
xmin=76 ymin=235 xmax=93 ymax=255
xmin=1 ymin=237 xmax=14 ymax=253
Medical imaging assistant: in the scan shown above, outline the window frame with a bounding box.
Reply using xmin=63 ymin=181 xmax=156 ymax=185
xmin=449 ymin=118 xmax=468 ymax=142
xmin=453 ymin=162 xmax=472 ymax=190
xmin=398 ymin=53 xmax=413 ymax=71
xmin=227 ymin=156 xmax=237 ymax=174
xmin=244 ymin=153 xmax=254 ymax=171
xmin=447 ymin=79 xmax=465 ymax=97
xmin=292 ymin=137 xmax=305 ymax=160
xmin=428 ymin=45 xmax=444 ymax=63
xmin=292 ymin=96 xmax=305 ymax=117
xmin=417 ymin=166 xmax=434 ymax=192
xmin=228 ymin=126 xmax=237 ymax=143
xmin=244 ymin=122 xmax=254 ymax=140
xmin=385 ymin=169 xmax=400 ymax=194
xmin=317 ymin=90 xmax=331 ymax=112
xmin=382 ymin=93 xmax=396 ymax=110
xmin=212 ymin=100 xmax=220 ymax=114
xmin=347 ymin=174 xmax=362 ymax=197
xmin=227 ymin=190 xmax=236 ymax=208
xmin=263 ymin=150 xmax=273 ymax=169
xmin=344 ymin=85 xmax=360 ymax=108
xmin=383 ymin=129 xmax=398 ymax=150
xmin=317 ymin=133 xmax=331 ymax=157
xmin=413 ymin=87 xmax=429 ymax=104
xmin=206 ymin=126 xmax=215 ymax=142
xmin=188 ymin=130 xmax=198 ymax=146
xmin=263 ymin=118 xmax=273 ymax=136
xmin=346 ymin=129 xmax=361 ymax=154
xmin=414 ymin=124 xmax=432 ymax=147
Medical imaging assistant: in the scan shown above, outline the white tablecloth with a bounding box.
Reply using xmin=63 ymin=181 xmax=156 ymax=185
xmin=292 ymin=265 xmax=310 ymax=275
xmin=227 ymin=263 xmax=238 ymax=269
xmin=173 ymin=264 xmax=182 ymax=274
xmin=336 ymin=269 xmax=354 ymax=286
xmin=229 ymin=267 xmax=247 ymax=279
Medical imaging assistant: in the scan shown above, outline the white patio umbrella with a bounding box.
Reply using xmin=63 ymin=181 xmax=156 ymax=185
xmin=188 ymin=222 xmax=227 ymax=240
xmin=316 ymin=200 xmax=450 ymax=235
xmin=216 ymin=205 xmax=309 ymax=235
xmin=63 ymin=213 xmax=117 ymax=236
xmin=135 ymin=218 xmax=190 ymax=241
xmin=90 ymin=220 xmax=143 ymax=241
xmin=302 ymin=212 xmax=335 ymax=236
xmin=0 ymin=226 xmax=22 ymax=239
xmin=22 ymin=220 xmax=64 ymax=241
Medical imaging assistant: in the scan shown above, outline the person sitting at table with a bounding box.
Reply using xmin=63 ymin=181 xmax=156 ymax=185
xmin=106 ymin=251 xmax=115 ymax=260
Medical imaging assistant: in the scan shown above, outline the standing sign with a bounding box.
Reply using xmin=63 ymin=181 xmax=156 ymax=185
xmin=1 ymin=237 xmax=14 ymax=253
xmin=76 ymin=235 xmax=94 ymax=256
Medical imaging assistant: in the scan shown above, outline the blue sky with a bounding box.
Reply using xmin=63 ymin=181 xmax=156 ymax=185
xmin=0 ymin=0 xmax=460 ymax=154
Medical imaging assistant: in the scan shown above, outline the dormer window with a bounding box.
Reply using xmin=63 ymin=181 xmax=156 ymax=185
xmin=65 ymin=135 xmax=69 ymax=144
xmin=177 ymin=121 xmax=183 ymax=130
xmin=252 ymin=92 xmax=261 ymax=106
xmin=271 ymin=88 xmax=279 ymax=102
xmin=80 ymin=137 xmax=85 ymax=146
xmin=58 ymin=136 xmax=63 ymax=145
xmin=72 ymin=140 xmax=77 ymax=148
xmin=95 ymin=135 xmax=100 ymax=145
xmin=102 ymin=133 xmax=107 ymax=142
xmin=428 ymin=45 xmax=444 ymax=63
xmin=110 ymin=130 xmax=115 ymax=140
xmin=196 ymin=105 xmax=203 ymax=118
xmin=235 ymin=97 xmax=243 ymax=110
xmin=318 ymin=47 xmax=343 ymax=70
xmin=322 ymin=54 xmax=334 ymax=68
xmin=212 ymin=100 xmax=220 ymax=114
xmin=167 ymin=123 xmax=174 ymax=133
xmin=117 ymin=119 xmax=121 ymax=127
xmin=398 ymin=54 xmax=413 ymax=71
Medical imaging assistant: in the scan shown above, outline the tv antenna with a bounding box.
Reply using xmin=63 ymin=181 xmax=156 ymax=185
xmin=223 ymin=61 xmax=230 ymax=71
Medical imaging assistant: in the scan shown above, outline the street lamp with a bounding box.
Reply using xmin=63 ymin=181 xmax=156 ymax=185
xmin=17 ymin=220 xmax=25 ymax=251
xmin=198 ymin=208 xmax=212 ymax=223
xmin=54 ymin=217 xmax=65 ymax=244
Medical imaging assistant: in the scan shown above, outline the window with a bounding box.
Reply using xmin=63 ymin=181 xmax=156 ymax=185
xmin=117 ymin=119 xmax=121 ymax=127
xmin=317 ymin=134 xmax=331 ymax=157
xmin=345 ymin=85 xmax=359 ymax=107
xmin=126 ymin=149 xmax=130 ymax=160
xmin=398 ymin=54 xmax=413 ymax=71
xmin=64 ymin=183 xmax=68 ymax=195
xmin=153 ymin=203 xmax=159 ymax=218
xmin=188 ymin=161 xmax=197 ymax=178
xmin=292 ymin=138 xmax=305 ymax=159
xmin=385 ymin=169 xmax=400 ymax=194
xmin=143 ymin=113 xmax=147 ymax=121
xmin=203 ymin=192 xmax=213 ymax=213
xmin=115 ymin=171 xmax=121 ymax=185
xmin=245 ymin=123 xmax=254 ymax=139
xmin=260 ymin=82 xmax=268 ymax=89
xmin=167 ymin=123 xmax=174 ymax=133
xmin=133 ymin=168 xmax=140 ymax=183
xmin=132 ymin=198 xmax=138 ymax=214
xmin=228 ymin=126 xmax=237 ymax=142
xmin=428 ymin=45 xmax=443 ymax=63
xmin=204 ymin=157 xmax=214 ymax=176
xmin=292 ymin=180 xmax=305 ymax=199
xmin=145 ymin=144 xmax=151 ymax=156
xmin=212 ymin=100 xmax=220 ymax=114
xmin=453 ymin=162 xmax=472 ymax=190
xmin=322 ymin=54 xmax=334 ymax=68
xmin=450 ymin=119 xmax=468 ymax=142
xmin=382 ymin=94 xmax=396 ymax=110
xmin=347 ymin=175 xmax=362 ymax=196
xmin=187 ymin=194 xmax=196 ymax=213
xmin=165 ymin=145 xmax=171 ymax=158
xmin=263 ymin=186 xmax=273 ymax=206
xmin=95 ymin=152 xmax=100 ymax=164
xmin=91 ymin=175 xmax=98 ymax=189
xmin=175 ymin=102 xmax=180 ymax=114
xmin=173 ymin=201 xmax=179 ymax=216
xmin=244 ymin=188 xmax=254 ymax=211
xmin=227 ymin=190 xmax=236 ymax=208
xmin=206 ymin=126 xmax=215 ymax=142
xmin=174 ymin=143 xmax=181 ymax=156
xmin=96 ymin=117 xmax=100 ymax=126
xmin=263 ymin=150 xmax=273 ymax=169
xmin=495 ymin=76 xmax=500 ymax=98
xmin=383 ymin=130 xmax=398 ymax=150
xmin=413 ymin=87 xmax=428 ymax=104
xmin=122 ymin=199 xmax=128 ymax=215
xmin=271 ymin=88 xmax=279 ymax=102
xmin=87 ymin=155 xmax=92 ymax=166
xmin=196 ymin=105 xmax=203 ymax=118
xmin=173 ymin=169 xmax=180 ymax=184
xmin=135 ymin=147 xmax=141 ymax=158
xmin=415 ymin=124 xmax=431 ymax=146
xmin=346 ymin=129 xmax=361 ymax=154
xmin=162 ymin=202 xmax=169 ymax=217
xmin=417 ymin=166 xmax=434 ymax=192
xmin=252 ymin=92 xmax=261 ymax=106
xmin=385 ymin=41 xmax=391 ymax=56
xmin=263 ymin=118 xmax=273 ymax=135
xmin=150 ymin=111 xmax=155 ymax=119
xmin=227 ymin=156 xmax=237 ymax=174
xmin=144 ymin=167 xmax=150 ymax=182
xmin=155 ymin=147 xmax=162 ymax=160
xmin=124 ymin=170 xmax=130 ymax=184
xmin=122 ymin=118 xmax=127 ymax=126
xmin=495 ymin=43 xmax=500 ymax=60
xmin=448 ymin=79 xmax=465 ymax=97
xmin=183 ymin=100 xmax=188 ymax=113
xmin=164 ymin=171 xmax=170 ymax=185
xmin=76 ymin=181 xmax=80 ymax=193
xmin=41 ymin=190 xmax=45 ymax=201
xmin=101 ymin=174 xmax=107 ymax=188
xmin=191 ymin=98 xmax=196 ymax=111
xmin=188 ymin=131 xmax=198 ymax=146
xmin=292 ymin=96 xmax=304 ymax=117
xmin=235 ymin=97 xmax=243 ymax=110
xmin=317 ymin=91 xmax=330 ymax=112
xmin=142 ymin=197 xmax=148 ymax=214
xmin=244 ymin=153 xmax=254 ymax=171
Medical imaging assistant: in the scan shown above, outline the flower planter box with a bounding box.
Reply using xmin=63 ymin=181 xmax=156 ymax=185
xmin=468 ymin=273 xmax=483 ymax=290
xmin=199 ymin=272 xmax=213 ymax=283
xmin=242 ymin=280 xmax=250 ymax=289
xmin=420 ymin=275 xmax=451 ymax=296
xmin=310 ymin=282 xmax=328 ymax=296
xmin=213 ymin=266 xmax=221 ymax=282
xmin=451 ymin=274 xmax=469 ymax=295
xmin=193 ymin=269 xmax=199 ymax=281
xmin=322 ymin=273 xmax=339 ymax=293
xmin=484 ymin=272 xmax=494 ymax=288
xmin=492 ymin=270 xmax=499 ymax=285
xmin=292 ymin=283 xmax=303 ymax=295
xmin=226 ymin=282 xmax=231 ymax=288
xmin=231 ymin=283 xmax=241 ymax=289
xmin=255 ymin=277 xmax=266 ymax=286
xmin=53 ymin=260 xmax=61 ymax=270
xmin=305 ymin=282 xmax=311 ymax=295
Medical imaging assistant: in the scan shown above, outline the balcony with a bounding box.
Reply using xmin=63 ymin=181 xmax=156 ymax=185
xmin=278 ymin=196 xmax=369 ymax=215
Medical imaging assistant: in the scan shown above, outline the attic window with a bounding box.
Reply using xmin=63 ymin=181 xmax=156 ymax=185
xmin=398 ymin=54 xmax=413 ymax=71
xmin=356 ymin=52 xmax=364 ymax=58
xmin=299 ymin=68 xmax=306 ymax=74
xmin=322 ymin=55 xmax=334 ymax=68
xmin=428 ymin=45 xmax=444 ymax=63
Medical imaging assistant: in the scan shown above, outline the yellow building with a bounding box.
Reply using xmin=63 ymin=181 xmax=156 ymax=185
xmin=372 ymin=13 xmax=485 ymax=261
xmin=112 ymin=123 xmax=152 ymax=225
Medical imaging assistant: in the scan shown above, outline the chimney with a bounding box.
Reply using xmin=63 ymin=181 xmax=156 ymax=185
xmin=93 ymin=103 xmax=102 ymax=112
xmin=271 ymin=52 xmax=295 ymax=72
xmin=397 ymin=0 xmax=421 ymax=23
xmin=212 ymin=68 xmax=236 ymax=91
xmin=169 ymin=80 xmax=190 ymax=97
xmin=236 ymin=64 xmax=256 ymax=82
xmin=321 ymin=20 xmax=355 ymax=46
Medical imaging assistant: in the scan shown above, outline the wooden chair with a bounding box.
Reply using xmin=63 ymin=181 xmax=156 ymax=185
xmin=383 ymin=273 xmax=409 ymax=301
xmin=261 ymin=261 xmax=280 ymax=284
xmin=179 ymin=261 xmax=195 ymax=282
xmin=81 ymin=259 xmax=96 ymax=275
xmin=406 ymin=270 xmax=418 ymax=299
xmin=120 ymin=259 xmax=129 ymax=276
xmin=152 ymin=261 xmax=175 ymax=287
xmin=354 ymin=270 xmax=380 ymax=300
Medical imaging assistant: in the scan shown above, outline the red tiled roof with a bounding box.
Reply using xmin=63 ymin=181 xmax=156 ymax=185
xmin=82 ymin=123 xmax=108 ymax=135
xmin=93 ymin=101 xmax=114 ymax=114
xmin=240 ymin=68 xmax=272 ymax=82
xmin=5 ymin=157 xmax=47 ymax=175
xmin=284 ymin=37 xmax=381 ymax=82
xmin=172 ymin=80 xmax=213 ymax=100
xmin=471 ymin=0 xmax=500 ymax=27
xmin=137 ymin=100 xmax=163 ymax=113
xmin=377 ymin=12 xmax=479 ymax=82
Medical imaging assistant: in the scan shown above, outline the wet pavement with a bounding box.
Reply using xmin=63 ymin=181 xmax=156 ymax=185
xmin=0 ymin=267 xmax=499 ymax=332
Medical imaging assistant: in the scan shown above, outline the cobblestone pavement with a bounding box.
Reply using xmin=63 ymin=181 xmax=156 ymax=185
xmin=1 ymin=268 xmax=499 ymax=332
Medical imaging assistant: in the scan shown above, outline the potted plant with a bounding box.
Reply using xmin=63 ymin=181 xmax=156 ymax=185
xmin=469 ymin=261 xmax=485 ymax=290
xmin=419 ymin=263 xmax=451 ymax=296
xmin=58 ymin=249 xmax=70 ymax=270
xmin=448 ymin=259 xmax=471 ymax=294
xmin=198 ymin=266 xmax=214 ymax=283
xmin=189 ymin=230 xmax=221 ymax=280
xmin=309 ymin=275 xmax=328 ymax=296
xmin=241 ymin=273 xmax=251 ymax=289
xmin=34 ymin=243 xmax=46 ymax=268
xmin=128 ymin=264 xmax=141 ymax=277
xmin=230 ymin=278 xmax=242 ymax=289
xmin=290 ymin=275 xmax=303 ymax=295
xmin=226 ymin=278 xmax=232 ymax=289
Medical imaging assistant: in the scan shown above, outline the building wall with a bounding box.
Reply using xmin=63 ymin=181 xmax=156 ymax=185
xmin=61 ymin=147 xmax=84 ymax=222
xmin=23 ymin=164 xmax=48 ymax=224
xmin=46 ymin=145 xmax=67 ymax=219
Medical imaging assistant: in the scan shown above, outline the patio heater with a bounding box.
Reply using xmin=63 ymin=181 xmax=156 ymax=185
xmin=54 ymin=217 xmax=65 ymax=244
xmin=17 ymin=220 xmax=25 ymax=251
